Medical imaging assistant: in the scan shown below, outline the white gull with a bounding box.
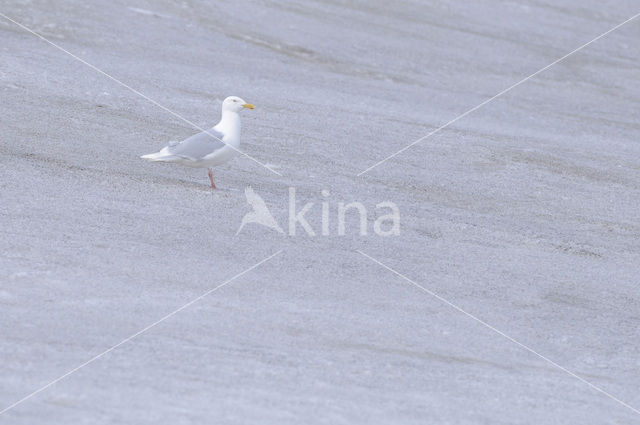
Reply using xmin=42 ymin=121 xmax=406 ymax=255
xmin=141 ymin=96 xmax=254 ymax=189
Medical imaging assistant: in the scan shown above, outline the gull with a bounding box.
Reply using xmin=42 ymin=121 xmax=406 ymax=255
xmin=141 ymin=96 xmax=254 ymax=189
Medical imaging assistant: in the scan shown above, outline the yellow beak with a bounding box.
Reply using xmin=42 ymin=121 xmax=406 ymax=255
xmin=242 ymin=103 xmax=255 ymax=109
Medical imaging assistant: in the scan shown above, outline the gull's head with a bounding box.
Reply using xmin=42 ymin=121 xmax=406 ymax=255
xmin=222 ymin=96 xmax=254 ymax=113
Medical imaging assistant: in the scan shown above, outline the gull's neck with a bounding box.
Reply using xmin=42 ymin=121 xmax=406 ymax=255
xmin=216 ymin=110 xmax=241 ymax=141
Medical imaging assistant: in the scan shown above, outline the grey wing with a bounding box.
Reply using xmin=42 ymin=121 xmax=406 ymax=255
xmin=168 ymin=128 xmax=226 ymax=160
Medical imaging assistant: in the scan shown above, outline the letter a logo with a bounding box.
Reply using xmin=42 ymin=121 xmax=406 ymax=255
xmin=236 ymin=186 xmax=284 ymax=235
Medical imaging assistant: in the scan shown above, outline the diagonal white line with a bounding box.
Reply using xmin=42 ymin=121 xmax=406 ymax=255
xmin=0 ymin=11 xmax=282 ymax=177
xmin=0 ymin=250 xmax=283 ymax=416
xmin=357 ymin=11 xmax=640 ymax=176
xmin=356 ymin=249 xmax=640 ymax=416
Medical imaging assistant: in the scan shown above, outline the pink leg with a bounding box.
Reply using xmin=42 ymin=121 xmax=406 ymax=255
xmin=208 ymin=168 xmax=216 ymax=190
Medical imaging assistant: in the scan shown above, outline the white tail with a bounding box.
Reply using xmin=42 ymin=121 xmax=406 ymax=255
xmin=140 ymin=145 xmax=178 ymax=161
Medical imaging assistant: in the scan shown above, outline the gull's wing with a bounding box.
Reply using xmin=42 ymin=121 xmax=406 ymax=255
xmin=167 ymin=128 xmax=226 ymax=160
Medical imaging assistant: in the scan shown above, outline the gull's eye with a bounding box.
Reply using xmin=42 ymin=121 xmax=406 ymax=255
xmin=233 ymin=99 xmax=237 ymax=102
